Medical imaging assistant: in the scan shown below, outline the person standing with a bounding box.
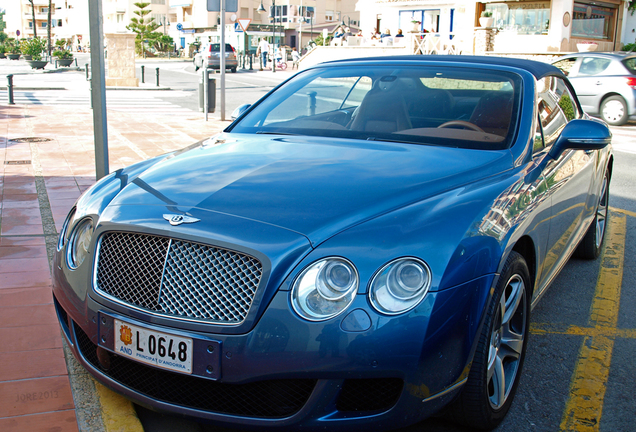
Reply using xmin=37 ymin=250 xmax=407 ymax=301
xmin=258 ymin=38 xmax=270 ymax=69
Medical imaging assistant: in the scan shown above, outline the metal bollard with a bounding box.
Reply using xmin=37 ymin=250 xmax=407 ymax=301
xmin=141 ymin=65 xmax=145 ymax=84
xmin=85 ymin=63 xmax=90 ymax=81
xmin=74 ymin=58 xmax=78 ymax=67
xmin=7 ymin=75 xmax=14 ymax=105
xmin=156 ymin=68 xmax=160 ymax=87
xmin=249 ymin=54 xmax=253 ymax=70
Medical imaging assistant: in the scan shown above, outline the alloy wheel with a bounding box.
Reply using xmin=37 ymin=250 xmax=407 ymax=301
xmin=487 ymin=274 xmax=527 ymax=409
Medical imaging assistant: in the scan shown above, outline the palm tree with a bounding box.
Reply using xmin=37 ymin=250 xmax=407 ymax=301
xmin=27 ymin=0 xmax=37 ymax=38
xmin=47 ymin=0 xmax=52 ymax=57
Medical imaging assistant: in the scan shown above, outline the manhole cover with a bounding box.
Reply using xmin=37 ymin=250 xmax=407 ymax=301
xmin=9 ymin=137 xmax=53 ymax=143
xmin=5 ymin=160 xmax=32 ymax=165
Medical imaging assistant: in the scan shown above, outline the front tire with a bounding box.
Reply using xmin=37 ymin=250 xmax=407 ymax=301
xmin=600 ymin=95 xmax=628 ymax=126
xmin=448 ymin=251 xmax=531 ymax=430
xmin=575 ymin=169 xmax=609 ymax=259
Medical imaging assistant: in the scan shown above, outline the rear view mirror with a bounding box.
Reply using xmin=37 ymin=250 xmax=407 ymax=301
xmin=549 ymin=119 xmax=611 ymax=159
xmin=231 ymin=104 xmax=251 ymax=121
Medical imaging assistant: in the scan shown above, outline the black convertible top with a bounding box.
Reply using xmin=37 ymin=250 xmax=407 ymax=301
xmin=320 ymin=55 xmax=565 ymax=80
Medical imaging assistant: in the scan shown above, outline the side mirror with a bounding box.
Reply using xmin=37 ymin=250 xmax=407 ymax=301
xmin=231 ymin=103 xmax=251 ymax=120
xmin=549 ymin=119 xmax=611 ymax=159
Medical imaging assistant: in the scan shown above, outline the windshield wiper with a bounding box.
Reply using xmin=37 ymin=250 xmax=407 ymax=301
xmin=255 ymin=131 xmax=299 ymax=136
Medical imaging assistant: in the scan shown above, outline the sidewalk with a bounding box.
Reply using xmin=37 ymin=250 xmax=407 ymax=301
xmin=0 ymin=103 xmax=229 ymax=432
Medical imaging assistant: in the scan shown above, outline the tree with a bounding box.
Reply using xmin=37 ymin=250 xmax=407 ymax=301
xmin=153 ymin=35 xmax=174 ymax=53
xmin=47 ymin=0 xmax=52 ymax=57
xmin=126 ymin=2 xmax=160 ymax=55
xmin=0 ymin=10 xmax=7 ymax=32
xmin=27 ymin=0 xmax=37 ymax=38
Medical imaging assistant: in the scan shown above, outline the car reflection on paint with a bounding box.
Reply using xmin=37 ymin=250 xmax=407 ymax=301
xmin=52 ymin=55 xmax=612 ymax=431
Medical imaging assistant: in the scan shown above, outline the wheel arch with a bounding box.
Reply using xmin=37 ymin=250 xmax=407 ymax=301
xmin=511 ymin=235 xmax=537 ymax=297
xmin=599 ymin=92 xmax=625 ymax=110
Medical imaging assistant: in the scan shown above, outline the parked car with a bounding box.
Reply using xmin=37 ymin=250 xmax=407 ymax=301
xmin=552 ymin=52 xmax=636 ymax=125
xmin=193 ymin=42 xmax=237 ymax=72
xmin=53 ymin=55 xmax=612 ymax=431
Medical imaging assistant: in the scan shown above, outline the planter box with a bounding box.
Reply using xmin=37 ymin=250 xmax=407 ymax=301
xmin=7 ymin=54 xmax=21 ymax=60
xmin=577 ymin=43 xmax=598 ymax=52
xmin=56 ymin=58 xmax=74 ymax=67
xmin=27 ymin=60 xmax=48 ymax=70
xmin=23 ymin=55 xmax=33 ymax=60
xmin=0 ymin=53 xmax=6 ymax=59
xmin=479 ymin=17 xmax=494 ymax=28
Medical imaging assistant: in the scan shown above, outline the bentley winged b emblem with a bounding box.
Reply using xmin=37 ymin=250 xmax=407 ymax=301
xmin=163 ymin=214 xmax=201 ymax=226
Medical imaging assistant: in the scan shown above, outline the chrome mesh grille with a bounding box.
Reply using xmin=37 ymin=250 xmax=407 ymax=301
xmin=95 ymin=232 xmax=263 ymax=324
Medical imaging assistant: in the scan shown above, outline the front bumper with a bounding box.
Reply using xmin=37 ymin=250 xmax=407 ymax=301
xmin=53 ymin=265 xmax=493 ymax=431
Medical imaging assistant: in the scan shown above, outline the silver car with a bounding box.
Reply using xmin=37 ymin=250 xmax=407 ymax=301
xmin=552 ymin=52 xmax=636 ymax=125
xmin=194 ymin=43 xmax=238 ymax=73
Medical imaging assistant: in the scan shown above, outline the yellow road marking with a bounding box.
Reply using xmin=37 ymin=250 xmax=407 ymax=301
xmin=559 ymin=212 xmax=626 ymax=432
xmin=531 ymin=323 xmax=636 ymax=339
xmin=609 ymin=206 xmax=636 ymax=218
xmin=94 ymin=380 xmax=144 ymax=432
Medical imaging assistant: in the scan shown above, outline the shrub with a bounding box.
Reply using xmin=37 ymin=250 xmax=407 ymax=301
xmin=53 ymin=49 xmax=73 ymax=59
xmin=21 ymin=37 xmax=47 ymax=60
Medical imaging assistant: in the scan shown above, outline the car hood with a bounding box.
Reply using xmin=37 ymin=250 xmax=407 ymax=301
xmin=108 ymin=133 xmax=513 ymax=246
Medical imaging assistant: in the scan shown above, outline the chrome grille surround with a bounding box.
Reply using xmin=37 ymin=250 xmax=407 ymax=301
xmin=94 ymin=232 xmax=263 ymax=324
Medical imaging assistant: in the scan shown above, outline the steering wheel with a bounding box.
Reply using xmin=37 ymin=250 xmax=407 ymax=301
xmin=437 ymin=120 xmax=484 ymax=133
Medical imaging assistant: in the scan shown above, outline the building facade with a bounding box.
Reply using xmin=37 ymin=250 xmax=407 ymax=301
xmin=356 ymin=0 xmax=630 ymax=54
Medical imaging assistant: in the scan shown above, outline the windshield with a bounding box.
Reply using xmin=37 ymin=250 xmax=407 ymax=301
xmin=229 ymin=65 xmax=522 ymax=150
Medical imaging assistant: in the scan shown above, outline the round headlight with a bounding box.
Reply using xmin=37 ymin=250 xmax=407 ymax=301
xmin=370 ymin=258 xmax=431 ymax=315
xmin=68 ymin=218 xmax=94 ymax=269
xmin=291 ymin=258 xmax=358 ymax=321
xmin=57 ymin=207 xmax=76 ymax=251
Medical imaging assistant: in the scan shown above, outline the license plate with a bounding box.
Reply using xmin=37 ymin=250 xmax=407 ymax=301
xmin=114 ymin=319 xmax=193 ymax=374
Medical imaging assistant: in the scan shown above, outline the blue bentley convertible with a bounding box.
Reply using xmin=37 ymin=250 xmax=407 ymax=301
xmin=53 ymin=56 xmax=612 ymax=431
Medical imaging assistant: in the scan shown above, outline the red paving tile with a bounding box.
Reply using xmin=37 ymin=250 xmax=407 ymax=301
xmin=0 ymin=237 xmax=46 ymax=247
xmin=0 ymin=246 xmax=48 ymax=259
xmin=1 ymin=222 xmax=44 ymax=236
xmin=0 ymin=270 xmax=51 ymax=289
xmin=0 ymin=410 xmax=79 ymax=432
xmin=0 ymin=376 xmax=75 ymax=418
xmin=0 ymin=349 xmax=68 ymax=381
xmin=0 ymin=304 xmax=58 ymax=327
xmin=0 ymin=286 xmax=52 ymax=307
xmin=0 ymin=324 xmax=63 ymax=352
xmin=0 ymin=257 xmax=50 ymax=274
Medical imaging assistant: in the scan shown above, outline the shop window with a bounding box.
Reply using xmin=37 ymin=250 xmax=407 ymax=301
xmin=484 ymin=2 xmax=550 ymax=35
xmin=572 ymin=2 xmax=615 ymax=40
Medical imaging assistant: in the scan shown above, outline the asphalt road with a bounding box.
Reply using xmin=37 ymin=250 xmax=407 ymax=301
xmin=2 ymin=56 xmax=635 ymax=431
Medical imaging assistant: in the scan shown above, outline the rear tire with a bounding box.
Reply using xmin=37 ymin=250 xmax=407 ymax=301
xmin=231 ymin=67 xmax=237 ymax=73
xmin=600 ymin=96 xmax=628 ymax=126
xmin=574 ymin=169 xmax=609 ymax=259
xmin=447 ymin=251 xmax=530 ymax=430
xmin=193 ymin=59 xmax=199 ymax=71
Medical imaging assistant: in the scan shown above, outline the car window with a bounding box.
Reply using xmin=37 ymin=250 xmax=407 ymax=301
xmin=536 ymin=76 xmax=579 ymax=148
xmin=209 ymin=44 xmax=234 ymax=52
xmin=578 ymin=57 xmax=611 ymax=76
xmin=256 ymin=76 xmax=372 ymax=125
xmin=552 ymin=58 xmax=577 ymax=76
xmin=229 ymin=66 xmax=523 ymax=151
xmin=622 ymin=57 xmax=636 ymax=74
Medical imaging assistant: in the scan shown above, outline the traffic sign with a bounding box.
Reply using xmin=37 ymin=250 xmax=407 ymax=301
xmin=238 ymin=19 xmax=251 ymax=32
xmin=176 ymin=23 xmax=183 ymax=31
